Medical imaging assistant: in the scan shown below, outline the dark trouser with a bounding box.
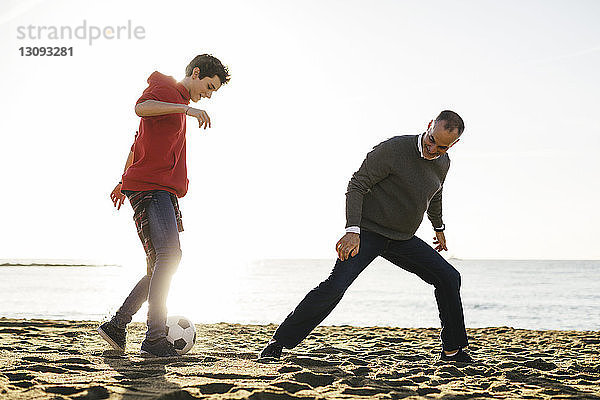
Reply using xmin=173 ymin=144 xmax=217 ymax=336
xmin=273 ymin=230 xmax=468 ymax=351
xmin=111 ymin=190 xmax=182 ymax=342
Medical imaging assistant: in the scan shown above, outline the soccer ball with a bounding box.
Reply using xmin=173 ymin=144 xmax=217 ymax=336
xmin=165 ymin=315 xmax=196 ymax=355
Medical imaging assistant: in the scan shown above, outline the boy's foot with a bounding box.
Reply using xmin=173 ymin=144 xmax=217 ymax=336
xmin=97 ymin=321 xmax=126 ymax=352
xmin=140 ymin=337 xmax=180 ymax=358
xmin=440 ymin=348 xmax=474 ymax=363
xmin=259 ymin=340 xmax=283 ymax=359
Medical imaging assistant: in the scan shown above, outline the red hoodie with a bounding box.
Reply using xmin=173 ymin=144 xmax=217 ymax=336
xmin=121 ymin=72 xmax=191 ymax=197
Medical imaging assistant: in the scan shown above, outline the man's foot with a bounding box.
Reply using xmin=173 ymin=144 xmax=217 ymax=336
xmin=97 ymin=321 xmax=126 ymax=352
xmin=259 ymin=340 xmax=283 ymax=359
xmin=140 ymin=337 xmax=180 ymax=358
xmin=440 ymin=348 xmax=474 ymax=363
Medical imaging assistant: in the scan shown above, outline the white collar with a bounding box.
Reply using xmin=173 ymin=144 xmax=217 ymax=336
xmin=417 ymin=133 xmax=426 ymax=159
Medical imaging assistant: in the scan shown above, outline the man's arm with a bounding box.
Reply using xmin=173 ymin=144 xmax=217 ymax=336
xmin=427 ymin=187 xmax=444 ymax=231
xmin=345 ymin=140 xmax=393 ymax=230
xmin=428 ymin=186 xmax=449 ymax=252
xmin=337 ymin=140 xmax=393 ymax=261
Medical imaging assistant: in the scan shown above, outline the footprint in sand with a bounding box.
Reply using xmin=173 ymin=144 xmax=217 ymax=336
xmin=377 ymin=378 xmax=417 ymax=388
xmin=523 ymin=358 xmax=557 ymax=371
xmin=10 ymin=381 xmax=35 ymax=389
xmin=284 ymin=356 xmax=341 ymax=367
xmin=417 ymin=387 xmax=441 ymax=395
xmin=407 ymin=375 xmax=430 ymax=384
xmin=72 ymin=385 xmax=110 ymax=400
xmin=56 ymin=357 xmax=92 ymax=364
xmin=489 ymin=383 xmax=512 ymax=392
xmin=194 ymin=382 xmax=235 ymax=394
xmin=60 ymin=364 xmax=99 ymax=372
xmin=243 ymin=389 xmax=315 ymax=400
xmin=435 ymin=365 xmax=465 ymax=377
xmin=342 ymin=387 xmax=387 ymax=396
xmin=2 ymin=372 xmax=35 ymax=381
xmin=26 ymin=364 xmax=69 ymax=374
xmin=22 ymin=355 xmax=48 ymax=362
xmin=44 ymin=386 xmax=86 ymax=396
xmin=0 ymin=328 xmax=26 ymax=334
xmin=351 ymin=366 xmax=371 ymax=376
xmin=307 ymin=345 xmax=354 ymax=355
xmin=278 ymin=365 xmax=303 ymax=373
xmin=271 ymin=380 xmax=313 ymax=393
xmin=292 ymin=371 xmax=336 ymax=387
xmin=345 ymin=357 xmax=369 ymax=366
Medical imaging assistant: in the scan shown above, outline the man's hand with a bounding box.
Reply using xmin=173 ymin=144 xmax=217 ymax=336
xmin=186 ymin=107 xmax=211 ymax=129
xmin=336 ymin=233 xmax=360 ymax=261
xmin=433 ymin=231 xmax=448 ymax=252
xmin=110 ymin=183 xmax=126 ymax=210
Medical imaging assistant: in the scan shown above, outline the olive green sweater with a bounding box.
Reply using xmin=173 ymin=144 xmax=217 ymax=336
xmin=345 ymin=134 xmax=449 ymax=240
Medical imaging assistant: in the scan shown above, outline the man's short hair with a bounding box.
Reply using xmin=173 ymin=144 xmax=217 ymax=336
xmin=185 ymin=54 xmax=230 ymax=85
xmin=435 ymin=110 xmax=464 ymax=136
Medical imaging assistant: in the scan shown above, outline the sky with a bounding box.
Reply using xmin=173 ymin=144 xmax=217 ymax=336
xmin=1 ymin=0 xmax=599 ymax=269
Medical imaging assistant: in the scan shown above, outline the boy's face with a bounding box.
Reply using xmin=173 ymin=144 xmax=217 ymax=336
xmin=189 ymin=68 xmax=222 ymax=102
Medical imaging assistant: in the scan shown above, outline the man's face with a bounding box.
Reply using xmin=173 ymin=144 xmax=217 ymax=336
xmin=422 ymin=121 xmax=460 ymax=160
xmin=189 ymin=69 xmax=222 ymax=102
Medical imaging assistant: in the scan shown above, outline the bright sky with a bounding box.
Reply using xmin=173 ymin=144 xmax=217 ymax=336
xmin=1 ymin=0 xmax=599 ymax=269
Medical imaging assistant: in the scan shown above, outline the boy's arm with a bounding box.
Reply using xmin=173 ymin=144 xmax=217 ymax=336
xmin=110 ymin=150 xmax=134 ymax=210
xmin=135 ymin=100 xmax=188 ymax=117
xmin=135 ymin=101 xmax=212 ymax=129
xmin=122 ymin=150 xmax=134 ymax=174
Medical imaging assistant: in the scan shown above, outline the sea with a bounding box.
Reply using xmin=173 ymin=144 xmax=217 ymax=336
xmin=0 ymin=259 xmax=598 ymax=331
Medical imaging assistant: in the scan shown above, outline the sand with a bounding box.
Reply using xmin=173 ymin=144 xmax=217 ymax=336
xmin=0 ymin=318 xmax=598 ymax=399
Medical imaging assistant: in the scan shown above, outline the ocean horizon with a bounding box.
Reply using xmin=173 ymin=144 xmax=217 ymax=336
xmin=1 ymin=258 xmax=598 ymax=331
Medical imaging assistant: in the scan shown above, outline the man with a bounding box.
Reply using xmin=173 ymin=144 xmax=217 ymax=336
xmin=97 ymin=54 xmax=230 ymax=357
xmin=260 ymin=110 xmax=473 ymax=363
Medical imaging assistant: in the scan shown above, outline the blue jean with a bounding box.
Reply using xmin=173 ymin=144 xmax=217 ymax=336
xmin=112 ymin=190 xmax=182 ymax=342
xmin=273 ymin=230 xmax=468 ymax=351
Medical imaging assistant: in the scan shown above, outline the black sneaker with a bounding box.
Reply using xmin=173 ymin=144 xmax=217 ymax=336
xmin=140 ymin=337 xmax=180 ymax=358
xmin=97 ymin=321 xmax=126 ymax=352
xmin=440 ymin=348 xmax=474 ymax=364
xmin=259 ymin=340 xmax=283 ymax=359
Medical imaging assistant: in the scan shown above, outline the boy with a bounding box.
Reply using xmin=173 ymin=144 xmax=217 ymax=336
xmin=98 ymin=54 xmax=230 ymax=357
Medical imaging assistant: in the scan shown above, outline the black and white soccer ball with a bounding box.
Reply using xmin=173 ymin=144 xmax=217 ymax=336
xmin=165 ymin=315 xmax=196 ymax=355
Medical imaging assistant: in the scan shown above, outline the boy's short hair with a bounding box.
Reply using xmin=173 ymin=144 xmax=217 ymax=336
xmin=185 ymin=54 xmax=230 ymax=85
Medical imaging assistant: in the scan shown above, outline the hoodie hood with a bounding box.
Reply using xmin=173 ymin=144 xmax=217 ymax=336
xmin=147 ymin=71 xmax=191 ymax=103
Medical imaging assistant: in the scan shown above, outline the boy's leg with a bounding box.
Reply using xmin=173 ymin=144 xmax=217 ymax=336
xmin=382 ymin=236 xmax=468 ymax=351
xmin=272 ymin=230 xmax=386 ymax=348
xmin=111 ymin=275 xmax=151 ymax=329
xmin=144 ymin=191 xmax=182 ymax=342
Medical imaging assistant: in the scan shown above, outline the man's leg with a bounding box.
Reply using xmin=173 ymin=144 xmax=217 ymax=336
xmin=144 ymin=191 xmax=182 ymax=342
xmin=382 ymin=236 xmax=468 ymax=352
xmin=273 ymin=230 xmax=386 ymax=349
xmin=111 ymin=275 xmax=151 ymax=329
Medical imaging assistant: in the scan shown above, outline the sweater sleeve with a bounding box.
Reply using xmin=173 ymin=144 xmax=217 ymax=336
xmin=345 ymin=140 xmax=393 ymax=228
xmin=427 ymin=157 xmax=450 ymax=229
xmin=426 ymin=186 xmax=444 ymax=229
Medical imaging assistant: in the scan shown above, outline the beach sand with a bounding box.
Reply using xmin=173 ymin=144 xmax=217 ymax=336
xmin=0 ymin=318 xmax=598 ymax=399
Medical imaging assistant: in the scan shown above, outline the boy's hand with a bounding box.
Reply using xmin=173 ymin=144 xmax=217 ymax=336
xmin=110 ymin=183 xmax=126 ymax=210
xmin=186 ymin=108 xmax=211 ymax=129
